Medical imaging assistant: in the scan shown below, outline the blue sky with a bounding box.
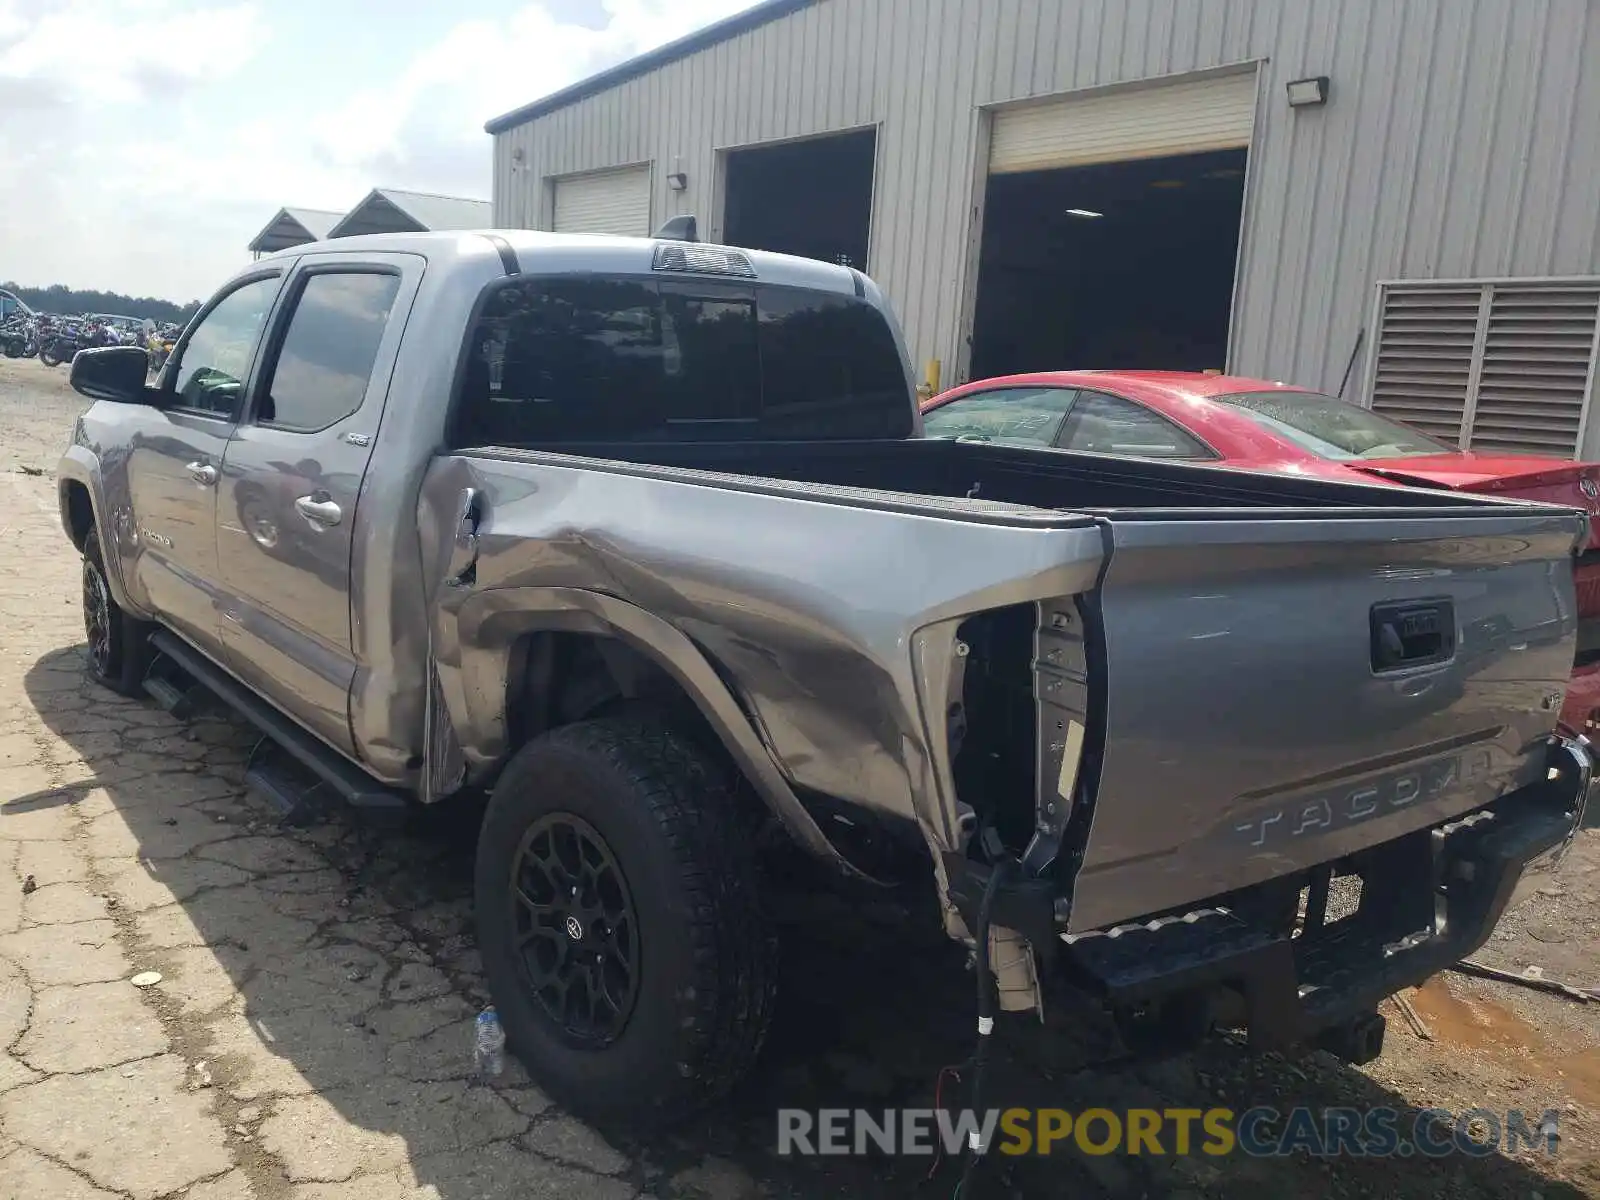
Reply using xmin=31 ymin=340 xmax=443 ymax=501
xmin=0 ymin=0 xmax=756 ymax=300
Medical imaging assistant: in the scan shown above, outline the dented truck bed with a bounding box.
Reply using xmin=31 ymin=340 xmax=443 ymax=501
xmin=422 ymin=434 xmax=1594 ymax=1049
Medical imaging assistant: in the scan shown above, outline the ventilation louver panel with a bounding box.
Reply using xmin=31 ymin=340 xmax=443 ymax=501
xmin=1369 ymin=279 xmax=1600 ymax=456
xmin=1369 ymin=286 xmax=1481 ymax=444
xmin=1469 ymin=287 xmax=1599 ymax=455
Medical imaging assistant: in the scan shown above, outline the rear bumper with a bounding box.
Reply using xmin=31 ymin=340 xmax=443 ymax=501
xmin=1083 ymin=735 xmax=1590 ymax=1054
xmin=952 ymin=735 xmax=1592 ymax=1059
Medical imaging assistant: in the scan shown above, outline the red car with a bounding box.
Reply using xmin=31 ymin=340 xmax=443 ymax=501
xmin=922 ymin=369 xmax=1600 ymax=732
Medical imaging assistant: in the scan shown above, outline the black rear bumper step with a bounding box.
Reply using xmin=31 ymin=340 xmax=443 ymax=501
xmin=942 ymin=736 xmax=1590 ymax=1062
xmin=148 ymin=630 xmax=406 ymax=813
xmin=1051 ymin=753 xmax=1586 ymax=1056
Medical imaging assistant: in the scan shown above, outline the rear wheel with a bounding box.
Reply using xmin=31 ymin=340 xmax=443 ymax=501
xmin=475 ymin=714 xmax=777 ymax=1122
xmin=81 ymin=529 xmax=152 ymax=696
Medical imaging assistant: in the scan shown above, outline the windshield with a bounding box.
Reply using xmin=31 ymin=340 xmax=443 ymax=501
xmin=1214 ymin=390 xmax=1452 ymax=460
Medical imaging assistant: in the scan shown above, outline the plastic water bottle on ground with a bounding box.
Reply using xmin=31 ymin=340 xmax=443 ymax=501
xmin=474 ymin=1006 xmax=506 ymax=1081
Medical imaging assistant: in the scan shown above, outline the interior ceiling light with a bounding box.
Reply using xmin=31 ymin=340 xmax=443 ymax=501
xmin=1064 ymin=208 xmax=1104 ymax=218
xmin=1150 ymin=180 xmax=1186 ymax=189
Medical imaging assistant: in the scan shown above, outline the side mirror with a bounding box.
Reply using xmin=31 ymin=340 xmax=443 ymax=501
xmin=70 ymin=346 xmax=156 ymax=405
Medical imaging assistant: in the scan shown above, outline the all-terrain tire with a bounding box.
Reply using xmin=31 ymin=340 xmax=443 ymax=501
xmin=475 ymin=714 xmax=778 ymax=1123
xmin=81 ymin=528 xmax=153 ymax=696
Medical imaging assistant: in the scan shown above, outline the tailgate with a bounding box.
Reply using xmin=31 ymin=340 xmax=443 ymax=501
xmin=1062 ymin=505 xmax=1585 ymax=933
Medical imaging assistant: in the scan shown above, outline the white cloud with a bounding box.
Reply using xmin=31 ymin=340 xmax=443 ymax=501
xmin=0 ymin=0 xmax=263 ymax=103
xmin=312 ymin=0 xmax=754 ymax=180
xmin=0 ymin=0 xmax=758 ymax=301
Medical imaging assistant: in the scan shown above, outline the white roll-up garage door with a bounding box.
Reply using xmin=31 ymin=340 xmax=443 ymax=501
xmin=552 ymin=165 xmax=652 ymax=236
xmin=989 ymin=71 xmax=1257 ymax=175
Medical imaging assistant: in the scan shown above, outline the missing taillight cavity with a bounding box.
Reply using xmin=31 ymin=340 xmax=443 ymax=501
xmin=950 ymin=605 xmax=1037 ymax=854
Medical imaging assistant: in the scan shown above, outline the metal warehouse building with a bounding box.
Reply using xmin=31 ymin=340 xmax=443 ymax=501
xmin=486 ymin=0 xmax=1600 ymax=457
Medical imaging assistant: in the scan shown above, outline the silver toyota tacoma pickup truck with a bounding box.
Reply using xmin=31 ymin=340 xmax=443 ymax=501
xmin=57 ymin=230 xmax=1592 ymax=1121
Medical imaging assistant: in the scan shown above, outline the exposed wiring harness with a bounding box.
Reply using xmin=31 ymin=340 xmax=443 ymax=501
xmin=955 ymin=856 xmax=1016 ymax=1198
xmin=926 ymin=1064 xmax=963 ymax=1181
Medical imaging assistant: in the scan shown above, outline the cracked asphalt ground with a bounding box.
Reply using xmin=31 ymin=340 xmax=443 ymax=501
xmin=0 ymin=354 xmax=1597 ymax=1199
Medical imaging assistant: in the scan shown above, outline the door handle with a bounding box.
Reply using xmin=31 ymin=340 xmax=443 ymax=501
xmin=186 ymin=461 xmax=218 ymax=486
xmin=294 ymin=494 xmax=343 ymax=527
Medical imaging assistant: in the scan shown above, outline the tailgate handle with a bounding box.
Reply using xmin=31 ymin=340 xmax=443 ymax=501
xmin=1370 ymin=600 xmax=1455 ymax=672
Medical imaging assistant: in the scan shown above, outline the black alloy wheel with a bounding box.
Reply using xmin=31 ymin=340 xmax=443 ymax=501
xmin=82 ymin=553 xmax=113 ymax=678
xmin=511 ymin=811 xmax=640 ymax=1047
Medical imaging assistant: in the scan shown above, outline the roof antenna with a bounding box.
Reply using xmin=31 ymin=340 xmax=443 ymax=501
xmin=654 ymin=215 xmax=698 ymax=242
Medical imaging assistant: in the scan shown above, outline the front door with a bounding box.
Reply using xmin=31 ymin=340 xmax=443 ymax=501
xmin=215 ymin=254 xmax=417 ymax=756
xmin=123 ymin=272 xmax=284 ymax=658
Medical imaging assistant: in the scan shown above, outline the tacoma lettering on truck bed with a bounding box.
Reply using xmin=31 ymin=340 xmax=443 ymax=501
xmin=56 ymin=229 xmax=1594 ymax=1124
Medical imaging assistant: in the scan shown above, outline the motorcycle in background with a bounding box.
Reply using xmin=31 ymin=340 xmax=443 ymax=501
xmin=145 ymin=324 xmax=179 ymax=371
xmin=0 ymin=315 xmax=39 ymax=359
xmin=38 ymin=317 xmax=83 ymax=367
xmin=38 ymin=316 xmax=117 ymax=367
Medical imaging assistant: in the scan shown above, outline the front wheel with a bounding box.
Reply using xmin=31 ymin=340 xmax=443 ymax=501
xmin=81 ymin=529 xmax=153 ymax=696
xmin=475 ymin=714 xmax=777 ymax=1123
xmin=39 ymin=342 xmax=63 ymax=368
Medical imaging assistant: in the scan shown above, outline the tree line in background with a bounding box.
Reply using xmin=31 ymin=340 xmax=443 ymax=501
xmin=1 ymin=281 xmax=201 ymax=325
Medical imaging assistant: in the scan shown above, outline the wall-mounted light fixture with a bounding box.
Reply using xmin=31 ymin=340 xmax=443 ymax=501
xmin=1286 ymin=76 xmax=1330 ymax=108
xmin=667 ymin=171 xmax=688 ymax=191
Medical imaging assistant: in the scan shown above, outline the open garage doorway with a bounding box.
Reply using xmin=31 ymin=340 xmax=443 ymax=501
xmin=969 ymin=147 xmax=1249 ymax=378
xmin=721 ymin=129 xmax=876 ymax=270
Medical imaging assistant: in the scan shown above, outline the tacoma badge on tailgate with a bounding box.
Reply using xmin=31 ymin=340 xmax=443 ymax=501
xmin=1233 ymin=744 xmax=1495 ymax=849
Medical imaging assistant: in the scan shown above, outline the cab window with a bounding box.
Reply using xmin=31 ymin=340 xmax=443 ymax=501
xmin=171 ymin=277 xmax=280 ymax=417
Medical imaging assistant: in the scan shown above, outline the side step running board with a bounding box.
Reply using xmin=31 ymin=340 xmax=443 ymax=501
xmin=143 ymin=673 xmax=209 ymax=720
xmin=148 ymin=630 xmax=407 ymax=814
xmin=245 ymin=748 xmax=329 ymax=828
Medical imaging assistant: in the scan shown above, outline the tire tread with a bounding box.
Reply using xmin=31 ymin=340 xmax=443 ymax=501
xmin=479 ymin=713 xmax=777 ymax=1118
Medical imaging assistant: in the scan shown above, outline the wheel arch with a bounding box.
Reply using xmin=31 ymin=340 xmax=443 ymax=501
xmin=445 ymin=586 xmax=878 ymax=882
xmin=56 ymin=454 xmax=137 ymax=613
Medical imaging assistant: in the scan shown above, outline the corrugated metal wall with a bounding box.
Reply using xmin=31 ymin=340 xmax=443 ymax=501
xmin=493 ymin=0 xmax=1600 ymax=394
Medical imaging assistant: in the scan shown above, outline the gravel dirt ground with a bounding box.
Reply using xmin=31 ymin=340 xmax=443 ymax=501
xmin=0 ymin=353 xmax=1596 ymax=1198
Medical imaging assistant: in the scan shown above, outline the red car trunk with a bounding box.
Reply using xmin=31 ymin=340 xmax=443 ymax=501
xmin=1354 ymin=456 xmax=1600 ymax=618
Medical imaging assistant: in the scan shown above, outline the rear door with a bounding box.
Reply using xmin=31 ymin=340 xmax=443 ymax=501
xmin=215 ymin=252 xmax=420 ymax=755
xmin=1064 ymin=504 xmax=1584 ymax=932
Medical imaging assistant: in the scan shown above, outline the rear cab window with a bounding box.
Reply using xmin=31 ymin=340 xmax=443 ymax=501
xmin=452 ymin=276 xmax=911 ymax=446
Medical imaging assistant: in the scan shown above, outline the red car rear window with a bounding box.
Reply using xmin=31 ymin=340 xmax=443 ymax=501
xmin=1215 ymin=391 xmax=1451 ymax=461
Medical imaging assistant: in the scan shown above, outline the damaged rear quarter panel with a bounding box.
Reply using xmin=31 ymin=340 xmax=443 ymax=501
xmin=418 ymin=449 xmax=1106 ymax=860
